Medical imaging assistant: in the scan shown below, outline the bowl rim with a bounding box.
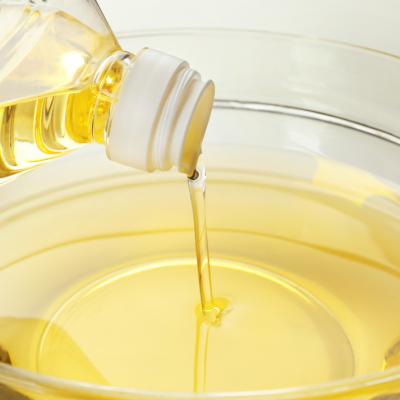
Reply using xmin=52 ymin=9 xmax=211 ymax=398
xmin=1 ymin=358 xmax=400 ymax=399
xmin=115 ymin=26 xmax=400 ymax=61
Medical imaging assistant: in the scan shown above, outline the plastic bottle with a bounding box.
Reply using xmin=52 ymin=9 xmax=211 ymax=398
xmin=0 ymin=0 xmax=215 ymax=186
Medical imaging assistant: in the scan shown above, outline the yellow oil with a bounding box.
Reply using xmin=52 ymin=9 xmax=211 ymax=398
xmin=0 ymin=4 xmax=132 ymax=185
xmin=2 ymin=157 xmax=400 ymax=393
xmin=2 ymin=4 xmax=400 ymax=396
xmin=188 ymin=155 xmax=220 ymax=323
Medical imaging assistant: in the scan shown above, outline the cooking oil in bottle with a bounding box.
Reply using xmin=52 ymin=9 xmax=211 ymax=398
xmin=0 ymin=3 xmax=215 ymax=185
xmin=0 ymin=52 xmax=134 ymax=183
xmin=0 ymin=4 xmax=126 ymax=184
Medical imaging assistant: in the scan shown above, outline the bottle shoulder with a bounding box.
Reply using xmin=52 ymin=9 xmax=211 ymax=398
xmin=0 ymin=3 xmax=119 ymax=107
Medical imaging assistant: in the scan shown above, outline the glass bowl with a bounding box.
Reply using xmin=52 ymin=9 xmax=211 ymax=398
xmin=1 ymin=29 xmax=400 ymax=400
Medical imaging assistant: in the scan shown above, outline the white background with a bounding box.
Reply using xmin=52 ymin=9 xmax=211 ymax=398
xmin=97 ymin=0 xmax=400 ymax=57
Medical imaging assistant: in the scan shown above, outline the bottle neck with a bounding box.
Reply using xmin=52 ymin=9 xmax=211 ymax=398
xmin=90 ymin=50 xmax=135 ymax=146
xmin=105 ymin=48 xmax=215 ymax=175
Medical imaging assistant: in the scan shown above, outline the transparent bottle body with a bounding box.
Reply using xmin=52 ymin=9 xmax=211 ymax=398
xmin=0 ymin=3 xmax=134 ymax=185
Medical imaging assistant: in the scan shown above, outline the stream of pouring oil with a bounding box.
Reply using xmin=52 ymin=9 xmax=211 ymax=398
xmin=188 ymin=155 xmax=229 ymax=391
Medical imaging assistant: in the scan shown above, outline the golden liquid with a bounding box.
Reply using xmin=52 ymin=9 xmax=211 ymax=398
xmin=188 ymin=155 xmax=220 ymax=323
xmin=0 ymin=4 xmax=131 ymax=185
xmin=188 ymin=155 xmax=230 ymax=391
xmin=2 ymin=158 xmax=400 ymax=394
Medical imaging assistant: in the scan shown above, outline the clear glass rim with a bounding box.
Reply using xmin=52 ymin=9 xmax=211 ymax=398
xmin=2 ymin=28 xmax=400 ymax=399
xmin=1 ymin=362 xmax=400 ymax=399
xmin=115 ymin=27 xmax=400 ymax=61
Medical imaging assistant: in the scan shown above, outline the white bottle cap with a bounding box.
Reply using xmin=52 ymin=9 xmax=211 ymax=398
xmin=106 ymin=48 xmax=215 ymax=175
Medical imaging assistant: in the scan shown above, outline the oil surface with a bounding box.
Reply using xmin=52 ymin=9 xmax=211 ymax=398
xmin=2 ymin=158 xmax=400 ymax=392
